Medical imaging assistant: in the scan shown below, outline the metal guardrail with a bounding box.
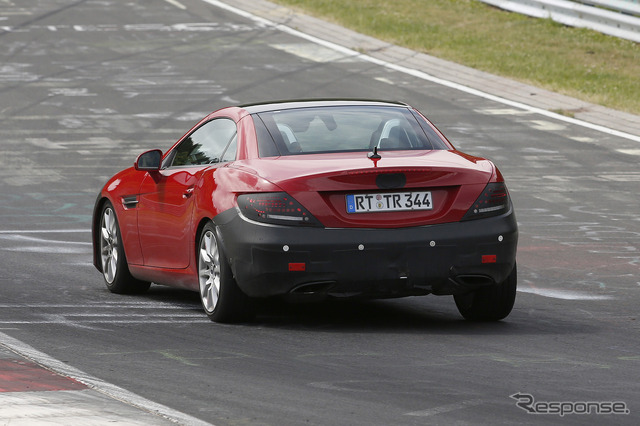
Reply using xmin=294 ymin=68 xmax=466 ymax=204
xmin=575 ymin=0 xmax=640 ymax=17
xmin=478 ymin=0 xmax=640 ymax=43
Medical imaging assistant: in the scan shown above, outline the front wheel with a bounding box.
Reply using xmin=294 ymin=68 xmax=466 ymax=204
xmin=99 ymin=201 xmax=150 ymax=294
xmin=198 ymin=222 xmax=252 ymax=323
xmin=454 ymin=264 xmax=517 ymax=321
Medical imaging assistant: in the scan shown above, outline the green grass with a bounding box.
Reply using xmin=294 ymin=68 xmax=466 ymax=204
xmin=272 ymin=0 xmax=640 ymax=115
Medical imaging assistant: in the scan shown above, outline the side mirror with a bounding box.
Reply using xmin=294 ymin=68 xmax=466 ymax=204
xmin=134 ymin=149 xmax=163 ymax=171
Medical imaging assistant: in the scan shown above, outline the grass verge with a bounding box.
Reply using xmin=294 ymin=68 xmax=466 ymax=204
xmin=272 ymin=0 xmax=640 ymax=115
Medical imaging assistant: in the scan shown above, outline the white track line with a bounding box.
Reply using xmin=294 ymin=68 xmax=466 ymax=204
xmin=0 ymin=229 xmax=89 ymax=233
xmin=164 ymin=0 xmax=187 ymax=10
xmin=518 ymin=287 xmax=614 ymax=300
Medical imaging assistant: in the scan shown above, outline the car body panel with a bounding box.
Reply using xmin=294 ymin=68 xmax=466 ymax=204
xmin=137 ymin=166 xmax=204 ymax=269
xmin=96 ymin=168 xmax=147 ymax=266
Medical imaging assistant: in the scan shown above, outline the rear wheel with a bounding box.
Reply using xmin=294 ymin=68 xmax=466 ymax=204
xmin=99 ymin=201 xmax=150 ymax=294
xmin=454 ymin=264 xmax=517 ymax=321
xmin=198 ymin=222 xmax=252 ymax=323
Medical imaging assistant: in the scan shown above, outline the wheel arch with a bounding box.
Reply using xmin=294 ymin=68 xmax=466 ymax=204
xmin=194 ymin=217 xmax=211 ymax=259
xmin=194 ymin=214 xmax=233 ymax=273
xmin=92 ymin=195 xmax=111 ymax=272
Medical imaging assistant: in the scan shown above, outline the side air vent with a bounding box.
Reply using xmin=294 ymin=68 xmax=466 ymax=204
xmin=122 ymin=196 xmax=139 ymax=209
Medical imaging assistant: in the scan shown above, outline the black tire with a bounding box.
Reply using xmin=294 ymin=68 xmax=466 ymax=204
xmin=454 ymin=264 xmax=517 ymax=321
xmin=197 ymin=222 xmax=253 ymax=323
xmin=98 ymin=201 xmax=151 ymax=294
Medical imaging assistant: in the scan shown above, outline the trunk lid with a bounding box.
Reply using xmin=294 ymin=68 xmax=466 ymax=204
xmin=233 ymin=150 xmax=494 ymax=228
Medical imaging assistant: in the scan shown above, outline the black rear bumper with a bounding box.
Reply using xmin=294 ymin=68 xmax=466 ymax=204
xmin=215 ymin=206 xmax=518 ymax=299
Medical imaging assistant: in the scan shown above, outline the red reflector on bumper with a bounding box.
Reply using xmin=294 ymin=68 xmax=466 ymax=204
xmin=482 ymin=255 xmax=497 ymax=264
xmin=289 ymin=263 xmax=306 ymax=271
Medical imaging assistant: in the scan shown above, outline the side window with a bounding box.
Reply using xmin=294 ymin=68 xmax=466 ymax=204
xmin=171 ymin=118 xmax=237 ymax=167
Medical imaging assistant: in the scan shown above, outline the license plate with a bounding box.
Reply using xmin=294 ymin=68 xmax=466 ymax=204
xmin=346 ymin=191 xmax=433 ymax=213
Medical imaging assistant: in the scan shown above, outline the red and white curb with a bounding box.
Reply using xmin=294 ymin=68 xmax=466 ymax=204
xmin=0 ymin=332 xmax=211 ymax=425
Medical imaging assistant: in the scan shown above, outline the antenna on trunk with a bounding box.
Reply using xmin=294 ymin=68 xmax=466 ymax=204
xmin=368 ymin=146 xmax=381 ymax=160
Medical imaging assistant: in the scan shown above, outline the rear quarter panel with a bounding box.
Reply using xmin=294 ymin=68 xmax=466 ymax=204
xmin=193 ymin=164 xmax=284 ymax=227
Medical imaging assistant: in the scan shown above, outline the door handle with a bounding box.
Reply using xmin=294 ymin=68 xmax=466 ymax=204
xmin=183 ymin=187 xmax=195 ymax=199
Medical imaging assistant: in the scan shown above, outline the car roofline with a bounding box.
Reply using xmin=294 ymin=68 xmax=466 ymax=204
xmin=239 ymin=99 xmax=409 ymax=114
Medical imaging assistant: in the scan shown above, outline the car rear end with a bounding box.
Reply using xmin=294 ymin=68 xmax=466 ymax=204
xmin=217 ymin=101 xmax=517 ymax=301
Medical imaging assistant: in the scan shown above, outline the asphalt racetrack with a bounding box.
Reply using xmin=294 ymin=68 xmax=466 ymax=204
xmin=1 ymin=0 xmax=639 ymax=424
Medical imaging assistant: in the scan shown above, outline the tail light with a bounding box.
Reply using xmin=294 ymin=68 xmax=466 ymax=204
xmin=461 ymin=182 xmax=511 ymax=221
xmin=237 ymin=192 xmax=322 ymax=227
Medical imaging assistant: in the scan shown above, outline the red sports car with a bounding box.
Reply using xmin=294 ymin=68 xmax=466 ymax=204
xmin=92 ymin=100 xmax=518 ymax=323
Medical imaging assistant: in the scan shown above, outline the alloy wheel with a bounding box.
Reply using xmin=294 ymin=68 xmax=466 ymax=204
xmin=100 ymin=207 xmax=118 ymax=284
xmin=199 ymin=230 xmax=221 ymax=313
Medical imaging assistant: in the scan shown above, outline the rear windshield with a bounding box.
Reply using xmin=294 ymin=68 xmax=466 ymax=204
xmin=253 ymin=106 xmax=449 ymax=157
